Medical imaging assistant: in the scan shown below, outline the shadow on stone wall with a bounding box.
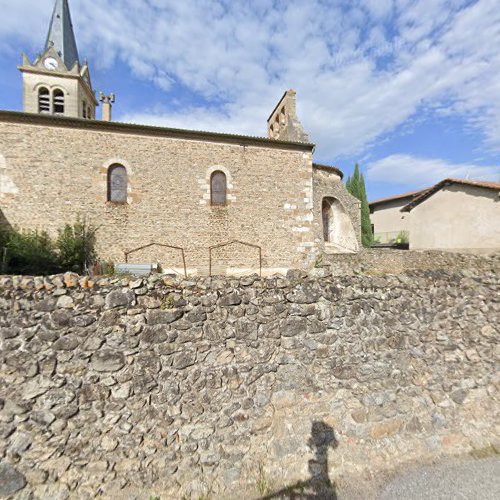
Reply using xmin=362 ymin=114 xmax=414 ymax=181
xmin=262 ymin=421 xmax=338 ymax=499
xmin=0 ymin=208 xmax=13 ymax=231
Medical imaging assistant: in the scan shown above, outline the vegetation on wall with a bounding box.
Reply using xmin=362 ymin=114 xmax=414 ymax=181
xmin=345 ymin=164 xmax=373 ymax=248
xmin=0 ymin=218 xmax=98 ymax=275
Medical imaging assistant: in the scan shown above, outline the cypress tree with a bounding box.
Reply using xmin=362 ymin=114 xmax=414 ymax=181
xmin=359 ymin=173 xmax=373 ymax=248
xmin=345 ymin=163 xmax=373 ymax=248
xmin=349 ymin=164 xmax=361 ymax=199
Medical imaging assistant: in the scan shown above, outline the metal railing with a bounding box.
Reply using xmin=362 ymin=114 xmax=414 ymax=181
xmin=208 ymin=240 xmax=262 ymax=277
xmin=124 ymin=242 xmax=187 ymax=278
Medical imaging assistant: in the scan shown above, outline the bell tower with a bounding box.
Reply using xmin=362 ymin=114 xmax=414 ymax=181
xmin=18 ymin=0 xmax=98 ymax=119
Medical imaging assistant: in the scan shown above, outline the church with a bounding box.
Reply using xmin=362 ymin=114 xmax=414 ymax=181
xmin=0 ymin=0 xmax=360 ymax=276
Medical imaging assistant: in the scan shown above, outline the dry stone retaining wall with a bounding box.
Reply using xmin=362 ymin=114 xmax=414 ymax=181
xmin=0 ymin=267 xmax=499 ymax=498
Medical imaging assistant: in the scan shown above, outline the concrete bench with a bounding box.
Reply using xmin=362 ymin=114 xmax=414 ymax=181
xmin=115 ymin=263 xmax=158 ymax=276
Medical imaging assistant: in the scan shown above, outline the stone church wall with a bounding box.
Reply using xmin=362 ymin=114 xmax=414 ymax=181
xmin=312 ymin=166 xmax=361 ymax=254
xmin=0 ymin=267 xmax=498 ymax=498
xmin=0 ymin=114 xmax=320 ymax=275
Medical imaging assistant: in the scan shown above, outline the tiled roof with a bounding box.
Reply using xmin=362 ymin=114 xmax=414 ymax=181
xmin=401 ymin=178 xmax=500 ymax=212
xmin=312 ymin=163 xmax=344 ymax=179
xmin=369 ymin=188 xmax=429 ymax=208
xmin=0 ymin=111 xmax=315 ymax=151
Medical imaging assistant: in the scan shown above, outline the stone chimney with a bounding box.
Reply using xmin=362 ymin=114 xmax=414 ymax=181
xmin=267 ymin=89 xmax=309 ymax=143
xmin=99 ymin=92 xmax=115 ymax=122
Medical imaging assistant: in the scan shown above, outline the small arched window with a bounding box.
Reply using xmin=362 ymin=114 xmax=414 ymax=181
xmin=210 ymin=171 xmax=227 ymax=206
xmin=53 ymin=89 xmax=65 ymax=115
xmin=87 ymin=106 xmax=91 ymax=120
xmin=38 ymin=87 xmax=50 ymax=113
xmin=107 ymin=164 xmax=128 ymax=203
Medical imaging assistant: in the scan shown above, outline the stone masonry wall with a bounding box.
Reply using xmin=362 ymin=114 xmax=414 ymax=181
xmin=0 ymin=117 xmax=317 ymax=276
xmin=0 ymin=267 xmax=499 ymax=498
xmin=312 ymin=166 xmax=361 ymax=254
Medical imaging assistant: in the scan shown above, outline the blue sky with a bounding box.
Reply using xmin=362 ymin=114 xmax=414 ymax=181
xmin=0 ymin=0 xmax=499 ymax=201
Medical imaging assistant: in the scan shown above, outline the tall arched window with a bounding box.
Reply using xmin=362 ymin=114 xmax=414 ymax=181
xmin=321 ymin=196 xmax=359 ymax=253
xmin=53 ymin=89 xmax=65 ymax=115
xmin=210 ymin=171 xmax=227 ymax=206
xmin=107 ymin=164 xmax=128 ymax=203
xmin=322 ymin=198 xmax=332 ymax=242
xmin=38 ymin=87 xmax=50 ymax=113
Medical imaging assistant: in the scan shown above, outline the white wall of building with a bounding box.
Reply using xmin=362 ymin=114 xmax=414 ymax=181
xmin=409 ymin=184 xmax=500 ymax=253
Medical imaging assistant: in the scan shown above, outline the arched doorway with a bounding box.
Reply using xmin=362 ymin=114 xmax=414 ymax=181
xmin=322 ymin=197 xmax=359 ymax=253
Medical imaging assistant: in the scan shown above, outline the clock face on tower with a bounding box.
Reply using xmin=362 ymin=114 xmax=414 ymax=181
xmin=44 ymin=57 xmax=59 ymax=70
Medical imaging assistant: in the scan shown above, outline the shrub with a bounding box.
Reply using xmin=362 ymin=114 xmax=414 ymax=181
xmin=57 ymin=218 xmax=98 ymax=273
xmin=395 ymin=230 xmax=409 ymax=245
xmin=0 ymin=218 xmax=99 ymax=276
xmin=6 ymin=229 xmax=60 ymax=275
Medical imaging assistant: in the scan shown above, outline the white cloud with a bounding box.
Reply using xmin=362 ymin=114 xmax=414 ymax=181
xmin=367 ymin=154 xmax=500 ymax=186
xmin=1 ymin=0 xmax=500 ymax=160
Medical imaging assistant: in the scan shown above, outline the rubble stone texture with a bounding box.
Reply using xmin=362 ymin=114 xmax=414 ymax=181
xmin=0 ymin=115 xmax=361 ymax=276
xmin=0 ymin=262 xmax=499 ymax=498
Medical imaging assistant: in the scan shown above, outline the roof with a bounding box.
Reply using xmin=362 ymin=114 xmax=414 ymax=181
xmin=369 ymin=188 xmax=429 ymax=208
xmin=0 ymin=111 xmax=316 ymax=152
xmin=401 ymin=178 xmax=500 ymax=212
xmin=312 ymin=163 xmax=344 ymax=179
xmin=45 ymin=0 xmax=80 ymax=70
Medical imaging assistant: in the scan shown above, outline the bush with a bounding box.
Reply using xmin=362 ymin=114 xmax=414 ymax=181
xmin=6 ymin=229 xmax=60 ymax=275
xmin=57 ymin=218 xmax=98 ymax=273
xmin=395 ymin=231 xmax=409 ymax=245
xmin=0 ymin=218 xmax=99 ymax=276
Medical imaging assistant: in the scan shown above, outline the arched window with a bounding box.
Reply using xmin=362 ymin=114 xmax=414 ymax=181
xmin=82 ymin=101 xmax=87 ymax=118
xmin=53 ymin=89 xmax=65 ymax=115
xmin=210 ymin=171 xmax=227 ymax=206
xmin=87 ymin=106 xmax=91 ymax=120
xmin=321 ymin=197 xmax=359 ymax=252
xmin=107 ymin=164 xmax=128 ymax=203
xmin=38 ymin=87 xmax=50 ymax=113
xmin=322 ymin=198 xmax=332 ymax=242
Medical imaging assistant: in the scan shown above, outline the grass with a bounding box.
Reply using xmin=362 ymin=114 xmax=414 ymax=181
xmin=255 ymin=463 xmax=271 ymax=496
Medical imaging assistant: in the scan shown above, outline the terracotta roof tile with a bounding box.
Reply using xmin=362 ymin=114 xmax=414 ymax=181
xmin=369 ymin=188 xmax=429 ymax=207
xmin=401 ymin=178 xmax=500 ymax=212
xmin=312 ymin=163 xmax=344 ymax=179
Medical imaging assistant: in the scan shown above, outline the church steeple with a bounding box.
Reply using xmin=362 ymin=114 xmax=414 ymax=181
xmin=44 ymin=0 xmax=80 ymax=71
xmin=18 ymin=0 xmax=98 ymax=119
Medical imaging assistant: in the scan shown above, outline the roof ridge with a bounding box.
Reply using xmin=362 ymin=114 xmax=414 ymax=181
xmin=369 ymin=187 xmax=429 ymax=206
xmin=401 ymin=177 xmax=500 ymax=212
xmin=0 ymin=110 xmax=316 ymax=151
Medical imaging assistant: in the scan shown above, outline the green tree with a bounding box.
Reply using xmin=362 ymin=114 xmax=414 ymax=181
xmin=345 ymin=163 xmax=373 ymax=248
xmin=57 ymin=218 xmax=98 ymax=273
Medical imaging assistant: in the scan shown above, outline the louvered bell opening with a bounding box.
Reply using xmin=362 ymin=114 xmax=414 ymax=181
xmin=53 ymin=91 xmax=65 ymax=115
xmin=38 ymin=89 xmax=50 ymax=114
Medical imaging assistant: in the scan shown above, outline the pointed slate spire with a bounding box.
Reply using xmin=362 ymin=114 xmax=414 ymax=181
xmin=44 ymin=0 xmax=80 ymax=70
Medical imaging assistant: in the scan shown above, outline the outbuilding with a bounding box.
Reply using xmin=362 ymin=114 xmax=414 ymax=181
xmin=401 ymin=178 xmax=500 ymax=253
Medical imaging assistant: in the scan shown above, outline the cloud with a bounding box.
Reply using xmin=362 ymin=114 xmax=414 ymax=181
xmin=367 ymin=154 xmax=500 ymax=186
xmin=1 ymin=0 xmax=500 ymax=160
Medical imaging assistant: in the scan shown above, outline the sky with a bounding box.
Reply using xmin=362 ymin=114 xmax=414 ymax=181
xmin=0 ymin=0 xmax=499 ymax=201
